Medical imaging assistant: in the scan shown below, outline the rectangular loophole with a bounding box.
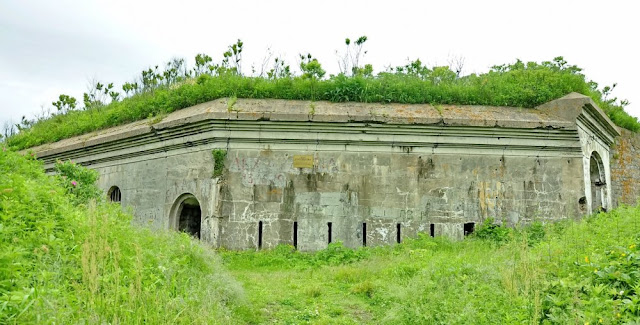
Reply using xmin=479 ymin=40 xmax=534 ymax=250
xmin=258 ymin=221 xmax=263 ymax=249
xmin=327 ymin=222 xmax=332 ymax=244
xmin=464 ymin=222 xmax=475 ymax=236
xmin=293 ymin=221 xmax=298 ymax=249
xmin=430 ymin=224 xmax=435 ymax=237
xmin=396 ymin=223 xmax=401 ymax=243
xmin=362 ymin=222 xmax=367 ymax=247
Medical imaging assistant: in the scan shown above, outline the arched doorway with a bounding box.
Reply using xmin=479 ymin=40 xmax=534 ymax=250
xmin=589 ymin=152 xmax=606 ymax=212
xmin=171 ymin=194 xmax=202 ymax=239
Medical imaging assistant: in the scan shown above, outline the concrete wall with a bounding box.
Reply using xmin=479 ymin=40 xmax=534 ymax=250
xmin=95 ymin=149 xmax=220 ymax=243
xmin=611 ymin=129 xmax=640 ymax=207
xmin=90 ymin=145 xmax=585 ymax=251
xmin=218 ymin=149 xmax=584 ymax=251
xmin=30 ymin=96 xmax=622 ymax=251
xmin=577 ymin=120 xmax=614 ymax=213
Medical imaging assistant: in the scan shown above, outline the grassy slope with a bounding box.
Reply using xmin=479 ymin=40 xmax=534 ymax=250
xmin=7 ymin=60 xmax=639 ymax=151
xmin=222 ymin=210 xmax=640 ymax=324
xmin=0 ymin=149 xmax=246 ymax=324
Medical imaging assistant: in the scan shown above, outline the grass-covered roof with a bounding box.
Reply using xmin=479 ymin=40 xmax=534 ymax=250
xmin=4 ymin=50 xmax=637 ymax=151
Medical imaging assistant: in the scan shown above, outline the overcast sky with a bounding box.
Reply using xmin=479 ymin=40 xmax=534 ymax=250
xmin=1 ymin=0 xmax=638 ymax=130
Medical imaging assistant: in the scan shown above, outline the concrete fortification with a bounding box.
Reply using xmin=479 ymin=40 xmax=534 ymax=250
xmin=31 ymin=93 xmax=628 ymax=250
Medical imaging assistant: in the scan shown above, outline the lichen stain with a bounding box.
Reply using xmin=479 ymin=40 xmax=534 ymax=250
xmin=618 ymin=137 xmax=636 ymax=203
xmin=259 ymin=147 xmax=273 ymax=156
xmin=477 ymin=181 xmax=498 ymax=218
xmin=218 ymin=184 xmax=233 ymax=219
xmin=417 ymin=157 xmax=435 ymax=180
xmin=441 ymin=163 xmax=451 ymax=175
xmin=305 ymin=173 xmax=323 ymax=192
xmin=280 ymin=180 xmax=295 ymax=217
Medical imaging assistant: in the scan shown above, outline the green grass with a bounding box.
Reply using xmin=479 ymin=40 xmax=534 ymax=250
xmin=0 ymin=148 xmax=246 ymax=324
xmin=221 ymin=210 xmax=640 ymax=324
xmin=3 ymin=145 xmax=640 ymax=323
xmin=6 ymin=57 xmax=638 ymax=151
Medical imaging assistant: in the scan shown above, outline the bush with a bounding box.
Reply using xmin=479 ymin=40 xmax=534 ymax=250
xmin=524 ymin=221 xmax=546 ymax=246
xmin=473 ymin=218 xmax=512 ymax=243
xmin=54 ymin=159 xmax=102 ymax=205
xmin=212 ymin=149 xmax=227 ymax=178
xmin=313 ymin=242 xmax=369 ymax=266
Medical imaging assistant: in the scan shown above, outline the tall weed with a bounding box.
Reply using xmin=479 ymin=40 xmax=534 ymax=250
xmin=0 ymin=148 xmax=245 ymax=323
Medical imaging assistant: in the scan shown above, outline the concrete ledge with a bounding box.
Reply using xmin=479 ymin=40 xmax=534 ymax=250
xmin=536 ymin=92 xmax=620 ymax=139
xmin=29 ymin=98 xmax=575 ymax=158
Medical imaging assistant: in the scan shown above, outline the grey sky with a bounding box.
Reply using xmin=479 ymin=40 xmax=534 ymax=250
xmin=1 ymin=0 xmax=638 ymax=130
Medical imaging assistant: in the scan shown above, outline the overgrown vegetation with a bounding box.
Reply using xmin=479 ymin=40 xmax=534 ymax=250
xmin=212 ymin=149 xmax=227 ymax=178
xmin=2 ymin=145 xmax=640 ymax=323
xmin=3 ymin=37 xmax=637 ymax=150
xmin=0 ymin=148 xmax=245 ymax=323
xmin=222 ymin=209 xmax=640 ymax=324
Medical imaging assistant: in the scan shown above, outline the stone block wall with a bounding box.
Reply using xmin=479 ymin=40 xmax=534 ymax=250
xmin=218 ymin=149 xmax=585 ymax=251
xmin=95 ymin=149 xmax=219 ymax=243
xmin=611 ymin=129 xmax=640 ymax=207
xmin=31 ymin=97 xmax=624 ymax=251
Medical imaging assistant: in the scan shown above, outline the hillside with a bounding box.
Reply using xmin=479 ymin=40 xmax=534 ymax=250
xmin=0 ymin=148 xmax=246 ymax=324
xmin=2 ymin=146 xmax=640 ymax=323
xmin=5 ymin=55 xmax=638 ymax=151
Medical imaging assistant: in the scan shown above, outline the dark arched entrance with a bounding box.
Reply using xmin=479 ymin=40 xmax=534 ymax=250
xmin=172 ymin=194 xmax=202 ymax=239
xmin=589 ymin=152 xmax=605 ymax=212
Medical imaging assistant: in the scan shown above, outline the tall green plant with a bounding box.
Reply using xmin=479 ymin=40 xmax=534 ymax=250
xmin=0 ymin=145 xmax=245 ymax=323
xmin=54 ymin=159 xmax=102 ymax=205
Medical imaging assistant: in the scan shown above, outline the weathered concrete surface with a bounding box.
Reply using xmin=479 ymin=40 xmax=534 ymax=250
xmin=218 ymin=150 xmax=583 ymax=250
xmin=537 ymin=93 xmax=620 ymax=214
xmin=96 ymin=149 xmax=220 ymax=243
xmin=29 ymin=98 xmax=575 ymax=158
xmin=31 ymin=94 xmax=622 ymax=251
xmin=611 ymin=129 xmax=640 ymax=207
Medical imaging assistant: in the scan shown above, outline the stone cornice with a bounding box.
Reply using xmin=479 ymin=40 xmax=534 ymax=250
xmin=536 ymin=92 xmax=620 ymax=145
xmin=36 ymin=119 xmax=581 ymax=172
xmin=581 ymin=103 xmax=619 ymax=145
xmin=28 ymin=98 xmax=588 ymax=171
xmin=30 ymin=98 xmax=574 ymax=156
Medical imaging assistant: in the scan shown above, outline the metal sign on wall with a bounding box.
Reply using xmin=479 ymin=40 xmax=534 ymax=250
xmin=293 ymin=155 xmax=314 ymax=168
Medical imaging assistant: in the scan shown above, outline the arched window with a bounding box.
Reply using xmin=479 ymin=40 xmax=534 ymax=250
xmin=589 ymin=152 xmax=606 ymax=212
xmin=108 ymin=186 xmax=121 ymax=203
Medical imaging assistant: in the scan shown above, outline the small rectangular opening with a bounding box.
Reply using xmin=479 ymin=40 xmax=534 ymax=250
xmin=293 ymin=221 xmax=298 ymax=249
xmin=464 ymin=222 xmax=475 ymax=236
xmin=327 ymin=222 xmax=332 ymax=244
xmin=362 ymin=222 xmax=367 ymax=247
xmin=430 ymin=223 xmax=435 ymax=237
xmin=258 ymin=221 xmax=263 ymax=249
xmin=396 ymin=223 xmax=401 ymax=243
